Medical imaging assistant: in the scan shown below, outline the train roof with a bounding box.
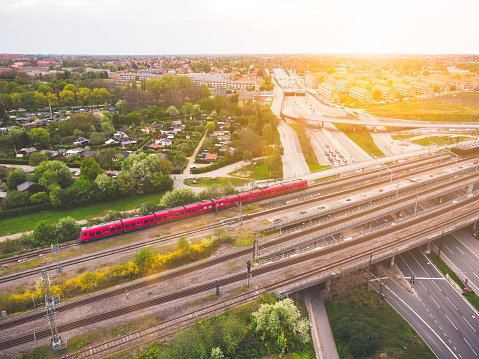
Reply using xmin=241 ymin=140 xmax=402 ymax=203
xmin=80 ymin=219 xmax=123 ymax=231
xmin=451 ymin=142 xmax=479 ymax=155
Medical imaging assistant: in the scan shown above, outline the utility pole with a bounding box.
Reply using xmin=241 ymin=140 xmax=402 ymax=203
xmin=52 ymin=242 xmax=62 ymax=274
xmin=41 ymin=270 xmax=67 ymax=351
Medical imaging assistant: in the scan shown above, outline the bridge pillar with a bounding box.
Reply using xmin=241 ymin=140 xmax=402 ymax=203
xmin=438 ymin=196 xmax=442 ymax=204
xmin=466 ymin=184 xmax=473 ymax=195
xmin=390 ymin=255 xmax=395 ymax=268
xmin=425 ymin=242 xmax=431 ymax=254
xmin=472 ymin=221 xmax=477 ymax=233
xmin=325 ymin=280 xmax=331 ymax=294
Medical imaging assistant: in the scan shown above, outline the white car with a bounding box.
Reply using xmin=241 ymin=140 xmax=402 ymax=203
xmin=74 ymin=171 xmax=81 ymax=176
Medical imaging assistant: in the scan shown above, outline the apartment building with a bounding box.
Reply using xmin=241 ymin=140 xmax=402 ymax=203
xmin=336 ymin=79 xmax=353 ymax=94
xmin=350 ymin=86 xmax=373 ymax=103
xmin=317 ymin=82 xmax=341 ymax=103
xmin=304 ymin=73 xmax=324 ymax=89
xmin=424 ymin=79 xmax=450 ymax=92
xmin=410 ymin=81 xmax=433 ymax=95
xmin=190 ymin=76 xmax=256 ymax=90
xmin=355 ymin=79 xmax=372 ymax=89
xmin=392 ymin=83 xmax=416 ymax=97
xmin=325 ymin=76 xmax=337 ymax=87
xmin=372 ymin=84 xmax=395 ymax=101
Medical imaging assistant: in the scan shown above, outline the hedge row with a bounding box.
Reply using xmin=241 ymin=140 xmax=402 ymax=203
xmin=0 ymin=159 xmax=30 ymax=165
xmin=0 ymin=203 xmax=54 ymax=219
xmin=191 ymin=155 xmax=242 ymax=174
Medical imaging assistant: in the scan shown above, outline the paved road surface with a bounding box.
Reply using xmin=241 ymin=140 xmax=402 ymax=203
xmin=388 ymin=248 xmax=479 ymax=358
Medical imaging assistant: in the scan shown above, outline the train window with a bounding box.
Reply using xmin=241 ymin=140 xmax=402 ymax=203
xmin=83 ymin=233 xmax=87 ymax=236
xmin=125 ymin=224 xmax=130 ymax=229
xmin=187 ymin=210 xmax=191 ymax=214
xmin=175 ymin=213 xmax=179 ymax=217
xmin=103 ymin=229 xmax=108 ymax=234
xmin=150 ymin=219 xmax=155 ymax=223
xmin=131 ymin=223 xmax=136 ymax=228
xmin=209 ymin=205 xmax=212 ymax=208
xmin=203 ymin=206 xmax=207 ymax=210
xmin=192 ymin=208 xmax=197 ymax=213
xmin=96 ymin=231 xmax=101 ymax=236
xmin=180 ymin=211 xmax=184 ymax=215
xmin=89 ymin=233 xmax=95 ymax=237
xmin=111 ymin=228 xmax=116 ymax=232
xmin=163 ymin=215 xmax=167 ymax=220
xmin=117 ymin=226 xmax=122 ymax=231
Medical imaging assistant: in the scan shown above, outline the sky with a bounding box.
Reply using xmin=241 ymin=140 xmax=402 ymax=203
xmin=0 ymin=0 xmax=478 ymax=55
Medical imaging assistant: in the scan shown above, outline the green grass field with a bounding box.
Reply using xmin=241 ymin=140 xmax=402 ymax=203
xmin=333 ymin=123 xmax=385 ymax=157
xmin=412 ymin=135 xmax=468 ymax=146
xmin=290 ymin=124 xmax=319 ymax=165
xmin=0 ymin=192 xmax=165 ymax=237
xmin=184 ymin=177 xmax=249 ymax=187
xmin=229 ymin=159 xmax=280 ymax=180
xmin=366 ymin=101 xmax=479 ymax=122
xmin=325 ymin=290 xmax=436 ymax=359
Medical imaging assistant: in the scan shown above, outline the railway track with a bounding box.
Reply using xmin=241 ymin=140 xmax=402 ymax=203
xmin=0 ymin=160 xmax=475 ymax=331
xmin=0 ymin=154 xmax=464 ymax=284
xmin=0 ymin=152 xmax=447 ymax=267
xmin=2 ymin=191 xmax=478 ymax=352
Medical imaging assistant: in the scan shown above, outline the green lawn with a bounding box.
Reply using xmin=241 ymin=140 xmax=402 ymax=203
xmin=0 ymin=192 xmax=165 ymax=237
xmin=333 ymin=123 xmax=385 ymax=157
xmin=308 ymin=163 xmax=330 ymax=172
xmin=366 ymin=101 xmax=479 ymax=122
xmin=229 ymin=159 xmax=281 ymax=180
xmin=325 ymin=290 xmax=436 ymax=359
xmin=184 ymin=177 xmax=249 ymax=187
xmin=290 ymin=124 xmax=319 ymax=165
xmin=412 ymin=135 xmax=469 ymax=146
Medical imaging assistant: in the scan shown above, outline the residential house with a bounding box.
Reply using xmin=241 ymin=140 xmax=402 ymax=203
xmin=104 ymin=139 xmax=118 ymax=145
xmin=140 ymin=126 xmax=156 ymax=134
xmin=120 ymin=141 xmax=137 ymax=148
xmin=336 ymin=79 xmax=353 ymax=94
xmin=73 ymin=137 xmax=90 ymax=146
xmin=410 ymin=81 xmax=433 ymax=95
xmin=17 ymin=181 xmax=37 ymax=192
xmin=19 ymin=147 xmax=37 ymax=155
xmin=64 ymin=148 xmax=85 ymax=157
xmin=82 ymin=150 xmax=100 ymax=157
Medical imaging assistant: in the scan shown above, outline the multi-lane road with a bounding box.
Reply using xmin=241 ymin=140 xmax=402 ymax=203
xmin=386 ymin=247 xmax=479 ymax=358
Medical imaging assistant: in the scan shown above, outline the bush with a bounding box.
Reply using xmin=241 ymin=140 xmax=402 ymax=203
xmin=161 ymin=187 xmax=198 ymax=207
xmin=56 ymin=217 xmax=81 ymax=243
xmin=33 ymin=220 xmax=57 ymax=245
xmin=334 ymin=313 xmax=380 ymax=357
xmin=1 ymin=190 xmax=31 ymax=210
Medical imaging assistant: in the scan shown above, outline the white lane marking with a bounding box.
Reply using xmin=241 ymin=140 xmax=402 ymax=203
xmin=449 ymin=339 xmax=452 ymax=344
xmin=410 ymin=251 xmax=430 ymax=276
xmin=445 ymin=245 xmax=454 ymax=254
xmin=474 ymin=272 xmax=479 ymax=280
xmin=439 ymin=326 xmax=442 ymax=330
xmin=455 ymin=246 xmax=465 ymax=256
xmin=463 ymin=316 xmax=477 ymax=333
xmin=399 ymin=253 xmax=417 ymax=277
xmin=385 ymin=284 xmax=458 ymax=359
xmin=445 ymin=314 xmax=458 ymax=330
xmin=453 ymin=234 xmax=479 ymax=260
xmin=420 ymin=282 xmax=428 ymax=292
xmin=446 ymin=297 xmax=458 ymax=311
xmin=454 ymin=346 xmax=457 ymax=351
xmin=463 ymin=337 xmax=478 ymax=356
xmin=430 ymin=295 xmax=441 ymax=309
xmin=433 ymin=280 xmax=442 ymax=292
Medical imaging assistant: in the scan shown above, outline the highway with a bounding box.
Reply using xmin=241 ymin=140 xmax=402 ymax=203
xmin=270 ymin=75 xmax=310 ymax=178
xmin=387 ymin=248 xmax=479 ymax=358
xmin=431 ymin=230 xmax=479 ymax=294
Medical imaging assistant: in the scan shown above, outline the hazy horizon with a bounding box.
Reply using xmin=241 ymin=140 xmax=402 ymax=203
xmin=1 ymin=0 xmax=478 ymax=55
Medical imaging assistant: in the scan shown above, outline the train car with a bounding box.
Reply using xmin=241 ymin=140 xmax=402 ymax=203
xmin=239 ymin=189 xmax=263 ymax=203
xmin=451 ymin=143 xmax=479 ymax=157
xmin=213 ymin=194 xmax=240 ymax=210
xmin=283 ymin=179 xmax=308 ymax=192
xmin=185 ymin=200 xmax=214 ymax=216
xmin=79 ymin=220 xmax=124 ymax=243
xmin=122 ymin=213 xmax=156 ymax=233
xmin=262 ymin=184 xmax=285 ymax=198
xmin=155 ymin=206 xmax=186 ymax=223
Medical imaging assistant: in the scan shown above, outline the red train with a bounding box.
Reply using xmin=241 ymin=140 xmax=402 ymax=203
xmin=79 ymin=179 xmax=308 ymax=243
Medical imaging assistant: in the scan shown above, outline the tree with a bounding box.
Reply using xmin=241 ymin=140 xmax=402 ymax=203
xmin=47 ymin=93 xmax=59 ymax=108
xmin=92 ymin=88 xmax=110 ymax=105
xmin=334 ymin=313 xmax=380 ymax=357
xmin=1 ymin=191 xmax=31 ymax=210
xmin=89 ymin=132 xmax=106 ymax=146
xmin=30 ymin=128 xmax=50 ymax=144
xmin=373 ymin=89 xmax=382 ymax=102
xmin=94 ymin=173 xmax=117 ymax=200
xmin=161 ymin=187 xmax=197 ymax=207
xmin=167 ymin=105 xmax=179 ymax=117
xmin=205 ymin=122 xmax=215 ymax=132
xmin=115 ymin=171 xmax=136 ymax=197
xmin=34 ymin=160 xmax=73 ymax=188
xmin=79 ymin=156 xmax=104 ymax=182
xmin=56 ymin=217 xmax=80 ymax=243
xmin=29 ymin=152 xmax=48 ymax=166
xmin=34 ymin=91 xmax=47 ymax=109
xmin=37 ymin=84 xmax=53 ymax=95
xmin=243 ymin=150 xmax=253 ymax=164
xmin=59 ymin=90 xmax=75 ymax=107
xmin=77 ymin=87 xmax=92 ymax=105
xmin=251 ymin=298 xmax=311 ymax=354
xmin=10 ymin=92 xmax=21 ymax=111
xmin=33 ymin=220 xmax=57 ymax=245
xmin=30 ymin=191 xmax=49 ymax=205
xmin=8 ymin=126 xmax=31 ymax=148
xmin=7 ymin=168 xmax=28 ymax=188
xmin=133 ymin=247 xmax=156 ymax=271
